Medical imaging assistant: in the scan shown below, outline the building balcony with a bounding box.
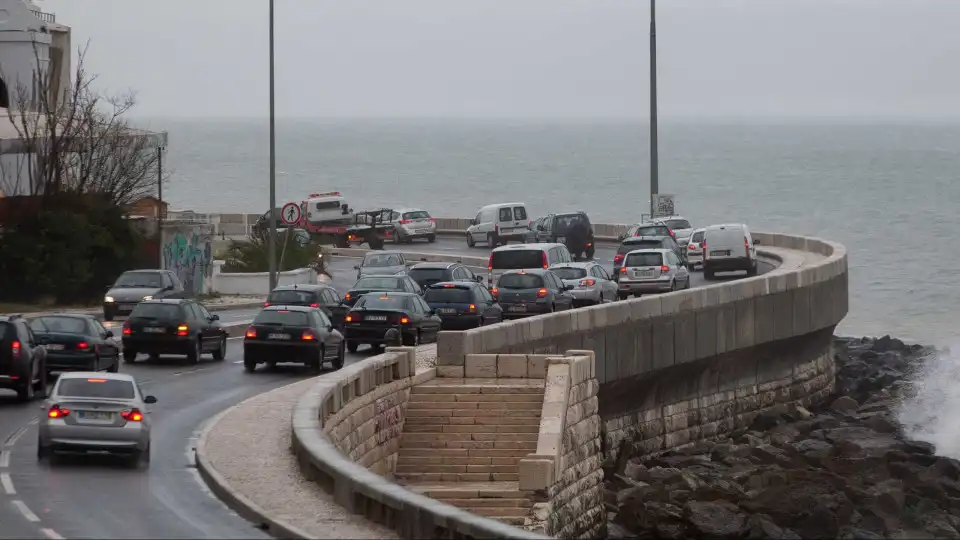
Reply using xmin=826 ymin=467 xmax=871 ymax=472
xmin=30 ymin=9 xmax=55 ymax=24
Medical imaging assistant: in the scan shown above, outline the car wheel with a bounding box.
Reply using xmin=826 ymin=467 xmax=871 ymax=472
xmin=212 ymin=336 xmax=227 ymax=361
xmin=37 ymin=439 xmax=49 ymax=461
xmin=123 ymin=350 xmax=137 ymax=363
xmin=704 ymin=269 xmax=716 ymax=280
xmin=309 ymin=347 xmax=323 ymax=374
xmin=487 ymin=233 xmax=498 ymax=247
xmin=187 ymin=339 xmax=201 ymax=364
xmin=91 ymin=354 xmax=101 ymax=372
xmin=33 ymin=365 xmax=47 ymax=399
xmin=16 ymin=364 xmax=35 ymax=402
xmin=466 ymin=234 xmax=475 ymax=248
xmin=125 ymin=449 xmax=143 ymax=469
xmin=403 ymin=331 xmax=420 ymax=347
xmin=347 ymin=341 xmax=359 ymax=354
xmin=670 ymin=280 xmax=677 ymax=292
xmin=243 ymin=358 xmax=257 ymax=373
xmin=586 ymin=246 xmax=595 ymax=259
xmin=617 ymin=292 xmax=628 ymax=301
xmin=142 ymin=442 xmax=151 ymax=464
xmin=108 ymin=356 xmax=120 ymax=373
xmin=427 ymin=234 xmax=436 ymax=243
xmin=332 ymin=341 xmax=345 ymax=370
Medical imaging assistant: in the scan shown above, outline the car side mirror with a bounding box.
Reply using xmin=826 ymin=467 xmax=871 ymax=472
xmin=210 ymin=314 xmax=220 ymax=321
xmin=353 ymin=265 xmax=360 ymax=270
xmin=753 ymin=238 xmax=760 ymax=245
xmin=162 ymin=285 xmax=173 ymax=292
xmin=564 ymin=285 xmax=574 ymax=291
xmin=144 ymin=395 xmax=158 ymax=404
xmin=469 ymin=219 xmax=477 ymax=226
xmin=104 ymin=330 xmax=114 ymax=338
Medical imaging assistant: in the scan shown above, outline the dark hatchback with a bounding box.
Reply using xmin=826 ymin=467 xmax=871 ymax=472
xmin=343 ymin=275 xmax=422 ymax=308
xmin=121 ymin=299 xmax=228 ymax=364
xmin=343 ymin=293 xmax=441 ymax=352
xmin=243 ymin=306 xmax=344 ymax=373
xmin=407 ymin=262 xmax=482 ymax=290
xmin=423 ymin=282 xmax=502 ymax=330
xmin=0 ymin=315 xmax=48 ymax=401
xmin=265 ymin=284 xmax=347 ymax=328
xmin=493 ymin=269 xmax=575 ymax=319
xmin=29 ymin=314 xmax=120 ymax=374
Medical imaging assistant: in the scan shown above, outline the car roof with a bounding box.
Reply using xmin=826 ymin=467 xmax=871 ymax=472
xmin=428 ymin=281 xmax=476 ymax=288
xmin=492 ymin=243 xmax=563 ymax=252
xmin=30 ymin=313 xmax=96 ymax=320
xmin=360 ymin=291 xmax=419 ymax=297
xmin=501 ymin=268 xmax=551 ymax=276
xmin=625 ymin=248 xmax=672 ymax=256
xmin=410 ymin=261 xmax=457 ymax=269
xmin=272 ymin=284 xmax=328 ymax=291
xmin=57 ymin=371 xmax=136 ymax=383
xmin=553 ymin=211 xmax=588 ymax=218
xmin=395 ymin=207 xmax=428 ymax=213
xmin=651 ymin=215 xmax=688 ymax=221
xmin=480 ymin=202 xmax=526 ymax=210
xmin=623 ymin=236 xmax=668 ymax=243
xmin=262 ymin=305 xmax=315 ymax=312
xmin=705 ymin=223 xmax=748 ymax=230
xmin=140 ymin=298 xmax=187 ymax=305
xmin=0 ymin=315 xmax=21 ymax=322
xmin=363 ymin=250 xmax=403 ymax=258
xmin=550 ymin=262 xmax=594 ymax=269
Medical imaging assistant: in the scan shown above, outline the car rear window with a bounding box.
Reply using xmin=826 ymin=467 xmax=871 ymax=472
xmin=267 ymin=290 xmax=315 ymax=304
xmin=618 ymin=240 xmax=662 ymax=255
xmin=402 ymin=211 xmax=430 ymax=220
xmin=130 ymin=303 xmax=183 ymax=319
xmin=691 ymin=231 xmax=705 ymax=243
xmin=498 ymin=273 xmax=545 ymax=289
xmin=553 ymin=214 xmax=586 ymax=235
xmin=513 ymin=207 xmax=528 ymax=220
xmin=551 ymin=267 xmax=587 ymax=280
xmin=424 ymin=287 xmax=473 ymax=303
xmin=57 ymin=378 xmax=135 ymax=400
xmin=491 ymin=250 xmax=544 ymax=270
xmin=355 ymin=296 xmax=414 ymax=310
xmin=634 ymin=225 xmax=670 ymax=237
xmin=625 ymin=252 xmax=664 ymax=267
xmin=354 ymin=277 xmax=403 ymax=290
xmin=409 ymin=268 xmax=449 ymax=282
xmin=254 ymin=310 xmax=311 ymax=326
xmin=664 ymin=219 xmax=692 ymax=230
xmin=363 ymin=253 xmax=402 ymax=267
xmin=29 ymin=316 xmax=88 ymax=334
xmin=114 ymin=272 xmax=163 ymax=288
xmin=499 ymin=207 xmax=513 ymax=221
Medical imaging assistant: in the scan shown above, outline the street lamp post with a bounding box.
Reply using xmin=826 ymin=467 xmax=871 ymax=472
xmin=649 ymin=0 xmax=659 ymax=219
xmin=157 ymin=145 xmax=164 ymax=268
xmin=267 ymin=0 xmax=278 ymax=290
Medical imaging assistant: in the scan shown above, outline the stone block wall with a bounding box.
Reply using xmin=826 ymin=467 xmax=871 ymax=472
xmin=520 ymin=351 xmax=604 ymax=539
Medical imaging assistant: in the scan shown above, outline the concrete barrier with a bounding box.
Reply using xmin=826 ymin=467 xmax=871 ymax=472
xmin=210 ymin=261 xmax=317 ymax=296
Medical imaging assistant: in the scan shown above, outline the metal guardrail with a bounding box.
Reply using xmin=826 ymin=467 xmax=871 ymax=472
xmin=31 ymin=9 xmax=55 ymax=23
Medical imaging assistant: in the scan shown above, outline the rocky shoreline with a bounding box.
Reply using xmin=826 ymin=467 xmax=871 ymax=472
xmin=605 ymin=336 xmax=960 ymax=540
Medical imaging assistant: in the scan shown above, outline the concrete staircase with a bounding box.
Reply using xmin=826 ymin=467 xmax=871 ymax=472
xmin=394 ymin=378 xmax=545 ymax=526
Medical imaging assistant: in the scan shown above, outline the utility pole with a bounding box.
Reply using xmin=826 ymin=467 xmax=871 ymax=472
xmin=267 ymin=0 xmax=278 ymax=290
xmin=157 ymin=145 xmax=164 ymax=269
xmin=649 ymin=0 xmax=660 ymax=219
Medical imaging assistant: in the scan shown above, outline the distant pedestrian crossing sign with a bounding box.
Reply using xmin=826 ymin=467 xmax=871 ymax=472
xmin=281 ymin=202 xmax=302 ymax=225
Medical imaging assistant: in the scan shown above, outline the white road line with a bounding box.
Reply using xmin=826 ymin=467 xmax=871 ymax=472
xmin=233 ymin=360 xmax=243 ymax=364
xmin=1 ymin=472 xmax=15 ymax=495
xmin=12 ymin=500 xmax=40 ymax=522
xmin=41 ymin=528 xmax=65 ymax=540
xmin=5 ymin=426 xmax=27 ymax=447
xmin=0 ymin=450 xmax=9 ymax=468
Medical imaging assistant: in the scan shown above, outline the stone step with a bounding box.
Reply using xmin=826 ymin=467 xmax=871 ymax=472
xmin=404 ymin=416 xmax=541 ymax=426
xmin=399 ymin=439 xmax=537 ymax=450
xmin=405 ymin=407 xmax=543 ymax=418
xmin=398 ymin=448 xmax=536 ymax=458
xmin=412 ymin=384 xmax=544 ymax=395
xmin=400 ymin=432 xmax=538 ymax=445
xmin=397 ymin=455 xmax=525 ymax=468
xmin=394 ymin=471 xmax=520 ymax=482
xmin=441 ymin=498 xmax=531 ymax=508
xmin=494 ymin=517 xmax=527 ymax=526
xmin=460 ymin=506 xmax=531 ymax=518
xmin=403 ymin=481 xmax=525 ymax=500
xmin=396 ymin=463 xmax=520 ymax=475
xmin=407 ymin=393 xmax=544 ymax=403
xmin=403 ymin=423 xmax=540 ymax=434
xmin=407 ymin=400 xmax=543 ymax=410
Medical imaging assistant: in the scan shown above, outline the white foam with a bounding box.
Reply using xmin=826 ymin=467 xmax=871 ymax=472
xmin=898 ymin=343 xmax=960 ymax=458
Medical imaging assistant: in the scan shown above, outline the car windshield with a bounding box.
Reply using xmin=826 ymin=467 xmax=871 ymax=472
xmin=363 ymin=253 xmax=402 ymax=267
xmin=130 ymin=303 xmax=182 ymax=319
xmin=114 ymin=272 xmax=163 ymax=288
xmin=267 ymin=290 xmax=315 ymax=304
xmin=551 ymin=267 xmax=587 ymax=280
xmin=354 ymin=277 xmax=403 ymax=290
xmin=664 ymin=219 xmax=692 ymax=230
xmin=498 ymin=273 xmax=545 ymax=289
xmin=409 ymin=268 xmax=449 ymax=282
xmin=691 ymin=231 xmax=705 ymax=243
xmin=254 ymin=310 xmax=311 ymax=326
xmin=553 ymin=214 xmax=585 ymax=235
xmin=57 ymin=378 xmax=135 ymax=400
xmin=618 ymin=241 xmax=662 ymax=255
xmin=402 ymin=211 xmax=430 ymax=220
xmin=355 ymin=295 xmax=414 ymax=310
xmin=29 ymin=316 xmax=88 ymax=334
xmin=625 ymin=252 xmax=664 ymax=267
xmin=491 ymin=250 xmax=544 ymax=270
xmin=424 ymin=287 xmax=473 ymax=303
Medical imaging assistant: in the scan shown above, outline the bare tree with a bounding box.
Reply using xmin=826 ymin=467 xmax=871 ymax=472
xmin=0 ymin=41 xmax=166 ymax=206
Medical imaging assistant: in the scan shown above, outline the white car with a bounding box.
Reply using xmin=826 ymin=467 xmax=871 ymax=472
xmin=389 ymin=208 xmax=437 ymax=244
xmin=549 ymin=261 xmax=618 ymax=306
xmin=702 ymin=223 xmax=758 ymax=279
xmin=651 ymin=216 xmax=694 ymax=245
xmin=685 ymin=228 xmax=706 ymax=270
xmin=466 ymin=202 xmax=532 ymax=247
xmin=38 ymin=372 xmax=156 ymax=467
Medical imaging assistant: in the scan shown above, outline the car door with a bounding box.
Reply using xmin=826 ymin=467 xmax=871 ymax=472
xmin=91 ymin=319 xmax=119 ymax=358
xmin=21 ymin=323 xmax=44 ymax=368
xmin=407 ymin=277 xmax=423 ymax=295
xmin=415 ymin=297 xmax=442 ymax=339
xmin=192 ymin=303 xmax=220 ymax=347
xmin=475 ymin=285 xmax=500 ymax=323
xmin=595 ymin=265 xmax=617 ymax=300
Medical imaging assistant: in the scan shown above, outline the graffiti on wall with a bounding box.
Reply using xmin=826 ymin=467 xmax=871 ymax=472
xmin=162 ymin=230 xmax=213 ymax=296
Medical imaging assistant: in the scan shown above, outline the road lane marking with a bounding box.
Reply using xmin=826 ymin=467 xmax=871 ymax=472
xmin=4 ymin=425 xmax=28 ymax=447
xmin=0 ymin=450 xmax=9 ymax=468
xmin=12 ymin=500 xmax=40 ymax=522
xmin=41 ymin=529 xmax=65 ymax=540
xmin=1 ymin=472 xmax=14 ymax=495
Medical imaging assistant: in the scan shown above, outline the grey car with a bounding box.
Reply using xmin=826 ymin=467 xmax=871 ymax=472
xmin=37 ymin=371 xmax=157 ymax=467
xmin=617 ymin=248 xmax=691 ymax=299
xmin=355 ymin=251 xmax=409 ymax=279
xmin=103 ymin=270 xmax=186 ymax=321
xmin=549 ymin=261 xmax=618 ymax=306
xmin=650 ymin=216 xmax=695 ymax=245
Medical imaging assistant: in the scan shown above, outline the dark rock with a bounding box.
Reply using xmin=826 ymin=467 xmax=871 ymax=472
xmin=865 ymin=414 xmax=899 ymax=434
xmin=838 ymin=526 xmax=886 ymax=539
xmin=606 ymin=521 xmax=633 ymax=539
xmin=904 ymin=440 xmax=936 ymax=456
xmin=745 ymin=513 xmax=802 ymax=540
xmin=832 ymin=396 xmax=860 ymax=414
xmin=874 ymin=335 xmax=907 ymax=353
xmin=798 ymin=501 xmax=841 ymax=539
xmin=683 ymin=500 xmax=747 ymax=538
xmin=622 ymin=459 xmax=647 ymax=481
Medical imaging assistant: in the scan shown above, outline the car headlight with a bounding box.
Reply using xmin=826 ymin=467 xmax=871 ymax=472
xmin=105 ymin=296 xmax=115 ymax=303
xmin=142 ymin=295 xmax=153 ymax=301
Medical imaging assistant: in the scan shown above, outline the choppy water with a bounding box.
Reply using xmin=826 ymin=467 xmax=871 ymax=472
xmin=147 ymin=117 xmax=960 ymax=347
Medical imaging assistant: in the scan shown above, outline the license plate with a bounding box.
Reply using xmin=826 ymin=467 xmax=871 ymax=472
xmin=508 ymin=305 xmax=527 ymax=312
xmin=633 ymin=270 xmax=654 ymax=278
xmin=120 ymin=304 xmax=136 ymax=310
xmin=44 ymin=344 xmax=65 ymax=350
xmin=144 ymin=327 xmax=166 ymax=334
xmin=437 ymin=308 xmax=456 ymax=314
xmin=710 ymin=250 xmax=730 ymax=256
xmin=366 ymin=315 xmax=387 ymax=321
xmin=268 ymin=333 xmax=291 ymax=340
xmin=78 ymin=411 xmax=112 ymax=421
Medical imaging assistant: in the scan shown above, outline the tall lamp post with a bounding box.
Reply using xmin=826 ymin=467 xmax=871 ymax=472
xmin=648 ymin=0 xmax=659 ymax=219
xmin=267 ymin=0 xmax=278 ymax=290
xmin=157 ymin=144 xmax=165 ymax=268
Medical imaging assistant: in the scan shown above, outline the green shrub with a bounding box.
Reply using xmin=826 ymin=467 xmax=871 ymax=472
xmin=222 ymin=231 xmax=318 ymax=273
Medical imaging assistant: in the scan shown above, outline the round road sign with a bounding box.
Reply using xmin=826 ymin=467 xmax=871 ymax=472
xmin=280 ymin=202 xmax=302 ymax=225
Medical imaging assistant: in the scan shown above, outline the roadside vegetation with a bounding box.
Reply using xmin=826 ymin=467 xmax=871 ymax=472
xmin=222 ymin=227 xmax=330 ymax=277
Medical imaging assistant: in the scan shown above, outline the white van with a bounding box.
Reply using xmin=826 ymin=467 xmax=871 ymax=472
xmin=486 ymin=243 xmax=572 ymax=287
xmin=466 ymin=203 xmax=531 ymax=247
xmin=702 ymin=223 xmax=758 ymax=279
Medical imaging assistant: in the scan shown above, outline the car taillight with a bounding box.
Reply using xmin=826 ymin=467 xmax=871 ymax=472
xmin=344 ymin=293 xmax=352 ymax=301
xmin=48 ymin=405 xmax=69 ymax=418
xmin=586 ymin=242 xmax=592 ymax=247
xmin=345 ymin=312 xmax=359 ymax=323
xmin=688 ymin=244 xmax=696 ymax=250
xmin=494 ymin=224 xmax=499 ymax=234
xmin=121 ymin=409 xmax=143 ymax=422
xmin=245 ymin=327 xmax=257 ymax=338
xmin=77 ymin=342 xmax=89 ymax=350
xmin=487 ymin=253 xmax=494 ymax=271
xmin=309 ymin=303 xmax=320 ymax=308
xmin=579 ymin=279 xmax=596 ymax=287
xmin=536 ymin=288 xmax=548 ymax=298
xmin=661 ymin=265 xmax=670 ymax=272
xmin=468 ymin=304 xmax=476 ymax=312
xmin=428 ymin=217 xmax=436 ymax=223
xmin=400 ymin=219 xmax=411 ymax=225
xmin=541 ymin=251 xmax=548 ymax=269
xmin=122 ymin=321 xmax=132 ymax=335
xmin=490 ymin=288 xmax=498 ymax=298
xmin=528 ymin=220 xmax=533 ymax=227
xmin=620 ymin=266 xmax=627 ymax=274
xmin=614 ymin=254 xmax=624 ymax=265
xmin=669 ymin=230 xmax=675 ymax=238
xmin=11 ymin=340 xmax=20 ymax=357
xmin=399 ymin=316 xmax=410 ymax=324
xmin=264 ymin=302 xmax=271 ymax=307
xmin=176 ymin=325 xmax=189 ymax=337
xmin=301 ymin=330 xmax=317 ymax=341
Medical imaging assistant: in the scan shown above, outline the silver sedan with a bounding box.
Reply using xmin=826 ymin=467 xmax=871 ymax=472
xmin=549 ymin=261 xmax=618 ymax=306
xmin=37 ymin=372 xmax=156 ymax=467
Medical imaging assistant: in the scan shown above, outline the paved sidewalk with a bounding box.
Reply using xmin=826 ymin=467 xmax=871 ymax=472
xmin=198 ymin=345 xmax=439 ymax=539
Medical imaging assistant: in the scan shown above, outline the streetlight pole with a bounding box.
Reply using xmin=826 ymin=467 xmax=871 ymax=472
xmin=157 ymin=145 xmax=164 ymax=268
xmin=649 ymin=0 xmax=659 ymax=219
xmin=267 ymin=0 xmax=278 ymax=290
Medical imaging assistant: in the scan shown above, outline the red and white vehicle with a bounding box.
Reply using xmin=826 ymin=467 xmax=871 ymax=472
xmin=295 ymin=192 xmax=395 ymax=249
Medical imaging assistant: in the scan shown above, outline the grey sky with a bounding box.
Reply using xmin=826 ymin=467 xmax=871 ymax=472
xmin=42 ymin=0 xmax=960 ymax=119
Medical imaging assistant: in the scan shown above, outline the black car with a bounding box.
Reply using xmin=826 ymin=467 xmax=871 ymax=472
xmin=424 ymin=281 xmax=503 ymax=330
xmin=242 ymin=305 xmax=345 ymax=374
xmin=103 ymin=269 xmax=187 ymax=321
xmin=493 ymin=269 xmax=575 ymax=319
xmin=534 ymin=211 xmax=596 ymax=259
xmin=343 ymin=275 xmax=422 ymax=307
xmin=343 ymin=292 xmax=442 ymax=352
xmin=612 ymin=237 xmax=685 ymax=280
xmin=0 ymin=315 xmax=47 ymax=401
xmin=265 ymin=284 xmax=348 ymax=328
xmin=121 ymin=299 xmax=228 ymax=364
xmin=407 ymin=262 xmax=483 ymax=290
xmin=29 ymin=314 xmax=120 ymax=374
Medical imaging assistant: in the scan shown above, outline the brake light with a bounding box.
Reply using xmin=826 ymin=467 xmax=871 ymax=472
xmin=537 ymin=288 xmax=548 ymax=298
xmin=494 ymin=224 xmax=499 ymax=234
xmin=586 ymin=242 xmax=592 ymax=247
xmin=688 ymin=244 xmax=696 ymax=250
xmin=487 ymin=253 xmax=494 ymax=271
xmin=345 ymin=312 xmax=359 ymax=323
xmin=122 ymin=321 xmax=131 ymax=335
xmin=579 ymin=279 xmax=596 ymax=287
xmin=541 ymin=251 xmax=548 ymax=269
xmin=620 ymin=266 xmax=627 ymax=274
xmin=400 ymin=219 xmax=411 ymax=225
xmin=399 ymin=316 xmax=410 ymax=324
xmin=245 ymin=327 xmax=257 ymax=338
xmin=88 ymin=379 xmax=106 ymax=382
xmin=428 ymin=218 xmax=436 ymax=223
xmin=661 ymin=265 xmax=670 ymax=272
xmin=669 ymin=229 xmax=676 ymax=238
xmin=443 ymin=284 xmax=456 ymax=288
xmin=344 ymin=293 xmax=352 ymax=301
xmin=77 ymin=342 xmax=89 ymax=350
xmin=47 ymin=405 xmax=69 ymax=418
xmin=176 ymin=325 xmax=189 ymax=337
xmin=614 ymin=254 xmax=624 ymax=266
xmin=121 ymin=409 xmax=144 ymax=422
xmin=301 ymin=330 xmax=317 ymax=341
xmin=468 ymin=304 xmax=476 ymax=312
xmin=11 ymin=340 xmax=20 ymax=357
xmin=528 ymin=220 xmax=533 ymax=227
xmin=264 ymin=302 xmax=271 ymax=307
xmin=490 ymin=288 xmax=498 ymax=298
xmin=309 ymin=303 xmax=319 ymax=308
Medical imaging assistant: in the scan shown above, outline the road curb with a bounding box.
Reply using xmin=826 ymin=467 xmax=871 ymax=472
xmin=195 ymin=399 xmax=314 ymax=540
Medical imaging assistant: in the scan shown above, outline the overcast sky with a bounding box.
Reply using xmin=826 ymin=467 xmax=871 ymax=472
xmin=40 ymin=0 xmax=960 ymax=120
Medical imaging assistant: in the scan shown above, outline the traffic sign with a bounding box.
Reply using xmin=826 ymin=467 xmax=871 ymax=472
xmin=280 ymin=202 xmax=302 ymax=225
xmin=652 ymin=193 xmax=675 ymax=218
